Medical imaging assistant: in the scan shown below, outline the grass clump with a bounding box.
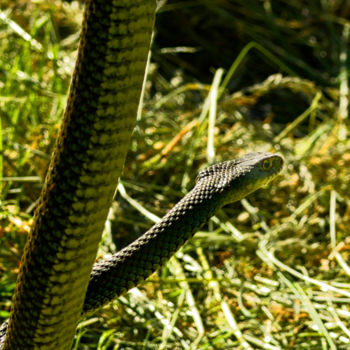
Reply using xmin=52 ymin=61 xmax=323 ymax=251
xmin=1 ymin=1 xmax=350 ymax=349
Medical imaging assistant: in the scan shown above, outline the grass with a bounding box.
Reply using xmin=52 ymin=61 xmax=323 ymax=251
xmin=1 ymin=1 xmax=350 ymax=349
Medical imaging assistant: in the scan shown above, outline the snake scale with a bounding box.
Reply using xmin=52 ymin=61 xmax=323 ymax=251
xmin=0 ymin=1 xmax=283 ymax=349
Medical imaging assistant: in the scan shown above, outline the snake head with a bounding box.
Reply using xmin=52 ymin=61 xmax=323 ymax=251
xmin=196 ymin=152 xmax=284 ymax=206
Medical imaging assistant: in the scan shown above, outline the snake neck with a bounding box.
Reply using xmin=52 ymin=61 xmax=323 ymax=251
xmin=82 ymin=185 xmax=222 ymax=314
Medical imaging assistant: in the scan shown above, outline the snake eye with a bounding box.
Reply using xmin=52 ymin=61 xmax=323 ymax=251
xmin=261 ymin=159 xmax=272 ymax=171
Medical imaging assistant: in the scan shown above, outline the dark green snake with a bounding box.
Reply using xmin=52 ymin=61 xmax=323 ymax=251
xmin=0 ymin=0 xmax=283 ymax=349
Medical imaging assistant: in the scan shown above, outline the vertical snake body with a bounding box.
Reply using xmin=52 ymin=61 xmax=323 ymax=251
xmin=2 ymin=1 xmax=156 ymax=349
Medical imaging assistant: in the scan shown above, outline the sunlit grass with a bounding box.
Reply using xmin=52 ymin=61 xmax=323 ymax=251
xmin=1 ymin=1 xmax=350 ymax=349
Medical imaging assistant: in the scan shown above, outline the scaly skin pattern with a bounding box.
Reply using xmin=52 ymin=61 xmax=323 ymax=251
xmin=2 ymin=1 xmax=156 ymax=349
xmin=82 ymin=152 xmax=284 ymax=314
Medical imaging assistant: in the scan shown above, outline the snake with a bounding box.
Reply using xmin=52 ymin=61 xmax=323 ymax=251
xmin=83 ymin=151 xmax=283 ymax=314
xmin=0 ymin=0 xmax=283 ymax=349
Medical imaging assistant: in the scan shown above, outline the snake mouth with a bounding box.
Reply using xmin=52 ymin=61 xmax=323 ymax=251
xmin=273 ymin=154 xmax=284 ymax=173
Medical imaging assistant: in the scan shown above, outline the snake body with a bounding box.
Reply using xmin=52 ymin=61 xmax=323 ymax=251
xmin=0 ymin=0 xmax=283 ymax=348
xmin=2 ymin=0 xmax=156 ymax=349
